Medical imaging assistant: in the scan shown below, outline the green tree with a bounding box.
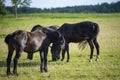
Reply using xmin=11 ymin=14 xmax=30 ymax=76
xmin=11 ymin=0 xmax=31 ymax=18
xmin=0 ymin=0 xmax=7 ymax=16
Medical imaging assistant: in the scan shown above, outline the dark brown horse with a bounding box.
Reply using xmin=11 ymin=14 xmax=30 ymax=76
xmin=51 ymin=21 xmax=100 ymax=62
xmin=5 ymin=28 xmax=65 ymax=76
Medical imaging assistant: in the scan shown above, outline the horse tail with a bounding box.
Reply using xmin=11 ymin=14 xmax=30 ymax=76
xmin=4 ymin=34 xmax=13 ymax=45
xmin=78 ymin=22 xmax=99 ymax=50
xmin=93 ymin=23 xmax=100 ymax=37
xmin=78 ymin=40 xmax=88 ymax=50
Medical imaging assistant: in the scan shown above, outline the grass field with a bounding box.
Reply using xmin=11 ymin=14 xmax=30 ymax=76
xmin=0 ymin=13 xmax=120 ymax=80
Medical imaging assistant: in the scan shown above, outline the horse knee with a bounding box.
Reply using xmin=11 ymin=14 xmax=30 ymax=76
xmin=13 ymin=58 xmax=18 ymax=64
xmin=93 ymin=39 xmax=99 ymax=49
xmin=96 ymin=43 xmax=99 ymax=49
xmin=91 ymin=45 xmax=94 ymax=49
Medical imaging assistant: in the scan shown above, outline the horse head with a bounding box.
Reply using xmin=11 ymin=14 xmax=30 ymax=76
xmin=51 ymin=31 xmax=65 ymax=61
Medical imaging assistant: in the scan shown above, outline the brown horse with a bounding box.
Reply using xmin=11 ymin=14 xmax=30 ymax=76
xmin=5 ymin=28 xmax=65 ymax=76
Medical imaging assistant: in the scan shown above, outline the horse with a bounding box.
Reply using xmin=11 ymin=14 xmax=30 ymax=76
xmin=5 ymin=27 xmax=65 ymax=76
xmin=51 ymin=21 xmax=100 ymax=62
xmin=31 ymin=25 xmax=65 ymax=61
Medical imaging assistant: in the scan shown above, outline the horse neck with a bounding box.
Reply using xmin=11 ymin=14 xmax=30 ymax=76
xmin=46 ymin=31 xmax=58 ymax=43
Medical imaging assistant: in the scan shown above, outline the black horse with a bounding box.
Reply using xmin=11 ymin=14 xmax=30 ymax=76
xmin=5 ymin=27 xmax=65 ymax=76
xmin=51 ymin=21 xmax=100 ymax=62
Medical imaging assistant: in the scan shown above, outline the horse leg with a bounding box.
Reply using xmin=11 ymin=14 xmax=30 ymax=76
xmin=40 ymin=51 xmax=45 ymax=72
xmin=40 ymin=49 xmax=48 ymax=72
xmin=27 ymin=53 xmax=33 ymax=60
xmin=13 ymin=48 xmax=22 ymax=76
xmin=61 ymin=44 xmax=68 ymax=61
xmin=6 ymin=46 xmax=14 ymax=75
xmin=61 ymin=49 xmax=66 ymax=61
xmin=66 ymin=45 xmax=70 ymax=62
xmin=61 ymin=44 xmax=70 ymax=62
xmin=88 ymin=40 xmax=94 ymax=62
xmin=93 ymin=38 xmax=100 ymax=61
xmin=43 ymin=49 xmax=48 ymax=72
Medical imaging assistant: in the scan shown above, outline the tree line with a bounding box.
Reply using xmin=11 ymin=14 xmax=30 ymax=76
xmin=0 ymin=1 xmax=120 ymax=17
xmin=6 ymin=1 xmax=120 ymax=14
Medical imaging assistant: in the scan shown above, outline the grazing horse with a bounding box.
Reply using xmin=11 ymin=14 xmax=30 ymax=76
xmin=5 ymin=28 xmax=65 ymax=76
xmin=51 ymin=21 xmax=100 ymax=62
xmin=31 ymin=25 xmax=65 ymax=61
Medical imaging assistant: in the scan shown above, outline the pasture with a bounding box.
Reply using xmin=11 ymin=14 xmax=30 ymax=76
xmin=0 ymin=13 xmax=120 ymax=80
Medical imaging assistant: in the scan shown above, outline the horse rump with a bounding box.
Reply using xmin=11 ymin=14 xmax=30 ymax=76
xmin=4 ymin=34 xmax=13 ymax=45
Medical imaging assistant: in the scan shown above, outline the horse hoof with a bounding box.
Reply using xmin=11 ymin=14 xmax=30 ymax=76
xmin=41 ymin=71 xmax=44 ymax=73
xmin=13 ymin=71 xmax=19 ymax=76
xmin=61 ymin=59 xmax=63 ymax=61
xmin=67 ymin=60 xmax=69 ymax=62
xmin=44 ymin=69 xmax=48 ymax=72
xmin=41 ymin=69 xmax=48 ymax=73
xmin=95 ymin=59 xmax=99 ymax=61
xmin=89 ymin=59 xmax=92 ymax=62
xmin=7 ymin=72 xmax=12 ymax=76
xmin=13 ymin=73 xmax=19 ymax=76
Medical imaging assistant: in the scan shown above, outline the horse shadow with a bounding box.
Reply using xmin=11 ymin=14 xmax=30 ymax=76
xmin=0 ymin=60 xmax=41 ymax=68
xmin=0 ymin=60 xmax=40 ymax=77
xmin=0 ymin=59 xmax=55 ymax=68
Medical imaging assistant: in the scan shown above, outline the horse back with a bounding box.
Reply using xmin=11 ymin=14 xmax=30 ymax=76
xmin=59 ymin=21 xmax=99 ymax=42
xmin=24 ymin=31 xmax=47 ymax=52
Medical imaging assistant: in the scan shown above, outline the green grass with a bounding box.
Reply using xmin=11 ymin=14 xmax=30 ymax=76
xmin=0 ymin=13 xmax=120 ymax=80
